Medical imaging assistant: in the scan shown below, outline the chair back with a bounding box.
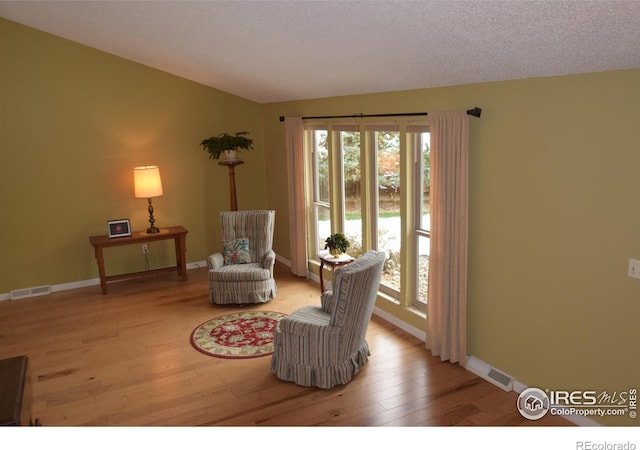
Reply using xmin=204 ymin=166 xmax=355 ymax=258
xmin=329 ymin=250 xmax=385 ymax=357
xmin=220 ymin=210 xmax=275 ymax=263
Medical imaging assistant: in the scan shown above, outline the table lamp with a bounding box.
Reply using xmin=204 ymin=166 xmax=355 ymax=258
xmin=134 ymin=165 xmax=163 ymax=234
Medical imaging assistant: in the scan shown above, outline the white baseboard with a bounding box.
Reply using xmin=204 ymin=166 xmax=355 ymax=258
xmin=186 ymin=260 xmax=208 ymax=270
xmin=0 ymin=260 xmax=209 ymax=301
xmin=372 ymin=306 xmax=426 ymax=341
xmin=51 ymin=278 xmax=100 ymax=292
xmin=275 ymin=254 xmax=291 ymax=268
xmin=466 ymin=355 xmax=514 ymax=391
xmin=308 ymin=271 xmax=320 ymax=284
xmin=512 ymin=379 xmax=528 ymax=394
xmin=467 ymin=355 xmax=601 ymax=426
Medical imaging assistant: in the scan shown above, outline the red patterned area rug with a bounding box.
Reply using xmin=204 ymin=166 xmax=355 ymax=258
xmin=190 ymin=311 xmax=287 ymax=359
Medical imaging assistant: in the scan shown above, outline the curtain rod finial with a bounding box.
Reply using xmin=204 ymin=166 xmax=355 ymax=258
xmin=467 ymin=107 xmax=482 ymax=118
xmin=279 ymin=116 xmax=285 ymax=122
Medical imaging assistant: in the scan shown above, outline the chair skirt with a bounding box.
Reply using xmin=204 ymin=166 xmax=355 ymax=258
xmin=270 ymin=306 xmax=371 ymax=388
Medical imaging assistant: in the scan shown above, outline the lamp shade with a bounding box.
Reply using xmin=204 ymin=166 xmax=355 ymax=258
xmin=134 ymin=166 xmax=163 ymax=198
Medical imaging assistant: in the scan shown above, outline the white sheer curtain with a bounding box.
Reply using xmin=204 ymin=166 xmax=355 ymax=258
xmin=285 ymin=117 xmax=308 ymax=276
xmin=426 ymin=111 xmax=469 ymax=366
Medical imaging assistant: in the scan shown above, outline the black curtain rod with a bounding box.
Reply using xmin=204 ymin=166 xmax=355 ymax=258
xmin=279 ymin=106 xmax=481 ymax=122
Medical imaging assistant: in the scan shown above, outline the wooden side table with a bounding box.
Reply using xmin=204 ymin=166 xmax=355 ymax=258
xmin=89 ymin=225 xmax=188 ymax=294
xmin=319 ymin=252 xmax=355 ymax=293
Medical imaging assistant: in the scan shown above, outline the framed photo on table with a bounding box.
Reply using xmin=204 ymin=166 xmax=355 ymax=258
xmin=107 ymin=219 xmax=131 ymax=238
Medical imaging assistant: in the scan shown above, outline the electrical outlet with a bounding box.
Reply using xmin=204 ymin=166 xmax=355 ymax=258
xmin=628 ymin=258 xmax=640 ymax=279
xmin=142 ymin=244 xmax=149 ymax=254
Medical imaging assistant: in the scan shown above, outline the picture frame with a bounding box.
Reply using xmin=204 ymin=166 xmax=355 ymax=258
xmin=107 ymin=219 xmax=131 ymax=238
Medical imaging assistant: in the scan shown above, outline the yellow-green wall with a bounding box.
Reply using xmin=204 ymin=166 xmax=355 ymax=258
xmin=262 ymin=70 xmax=640 ymax=425
xmin=0 ymin=18 xmax=268 ymax=292
xmin=3 ymin=16 xmax=639 ymax=426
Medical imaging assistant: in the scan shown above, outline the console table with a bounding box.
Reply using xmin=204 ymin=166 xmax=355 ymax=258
xmin=89 ymin=225 xmax=188 ymax=294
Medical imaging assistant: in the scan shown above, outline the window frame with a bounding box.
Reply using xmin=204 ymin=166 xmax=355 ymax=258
xmin=303 ymin=119 xmax=430 ymax=319
xmin=306 ymin=125 xmax=331 ymax=258
xmin=365 ymin=123 xmax=402 ymax=299
xmin=409 ymin=123 xmax=430 ymax=310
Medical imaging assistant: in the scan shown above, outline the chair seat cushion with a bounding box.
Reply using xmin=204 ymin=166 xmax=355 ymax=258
xmin=210 ymin=262 xmax=271 ymax=282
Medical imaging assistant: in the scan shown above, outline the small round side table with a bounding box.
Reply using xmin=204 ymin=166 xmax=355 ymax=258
xmin=319 ymin=252 xmax=355 ymax=293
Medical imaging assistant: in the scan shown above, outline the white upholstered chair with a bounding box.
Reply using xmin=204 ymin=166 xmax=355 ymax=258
xmin=207 ymin=210 xmax=276 ymax=304
xmin=270 ymin=250 xmax=385 ymax=388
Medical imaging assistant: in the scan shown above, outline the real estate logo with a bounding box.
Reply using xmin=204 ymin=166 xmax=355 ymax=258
xmin=517 ymin=387 xmax=637 ymax=420
xmin=517 ymin=387 xmax=550 ymax=420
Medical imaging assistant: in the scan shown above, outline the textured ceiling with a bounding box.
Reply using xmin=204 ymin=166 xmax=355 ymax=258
xmin=1 ymin=0 xmax=639 ymax=103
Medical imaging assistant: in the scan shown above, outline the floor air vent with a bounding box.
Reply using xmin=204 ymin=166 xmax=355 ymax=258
xmin=10 ymin=285 xmax=51 ymax=300
xmin=466 ymin=355 xmax=514 ymax=392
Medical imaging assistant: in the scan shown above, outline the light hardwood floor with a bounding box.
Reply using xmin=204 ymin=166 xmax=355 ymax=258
xmin=0 ymin=263 xmax=571 ymax=427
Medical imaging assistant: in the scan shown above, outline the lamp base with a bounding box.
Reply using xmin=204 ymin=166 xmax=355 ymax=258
xmin=145 ymin=198 xmax=160 ymax=234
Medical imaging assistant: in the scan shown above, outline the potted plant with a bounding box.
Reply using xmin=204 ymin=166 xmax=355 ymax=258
xmin=200 ymin=131 xmax=254 ymax=160
xmin=324 ymin=233 xmax=350 ymax=258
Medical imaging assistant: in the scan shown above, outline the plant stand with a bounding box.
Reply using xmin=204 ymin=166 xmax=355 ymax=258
xmin=218 ymin=160 xmax=244 ymax=211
